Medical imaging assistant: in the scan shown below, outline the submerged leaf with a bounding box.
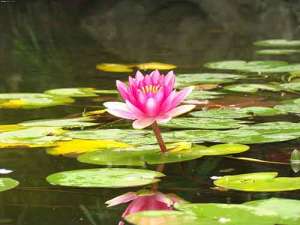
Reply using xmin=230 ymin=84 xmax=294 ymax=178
xmin=46 ymin=168 xmax=165 ymax=188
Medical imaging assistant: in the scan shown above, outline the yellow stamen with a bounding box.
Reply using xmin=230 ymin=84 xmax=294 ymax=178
xmin=141 ymin=85 xmax=160 ymax=94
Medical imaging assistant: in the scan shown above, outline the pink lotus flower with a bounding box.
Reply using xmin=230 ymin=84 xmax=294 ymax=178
xmin=104 ymin=70 xmax=195 ymax=129
xmin=106 ymin=191 xmax=184 ymax=225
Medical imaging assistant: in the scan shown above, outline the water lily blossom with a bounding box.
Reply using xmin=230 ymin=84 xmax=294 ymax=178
xmin=104 ymin=70 xmax=195 ymax=152
xmin=106 ymin=191 xmax=184 ymax=225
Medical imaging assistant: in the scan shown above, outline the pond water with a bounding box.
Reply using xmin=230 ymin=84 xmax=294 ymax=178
xmin=0 ymin=1 xmax=300 ymax=225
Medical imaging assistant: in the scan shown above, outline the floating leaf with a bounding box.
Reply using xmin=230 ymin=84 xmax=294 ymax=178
xmin=187 ymin=90 xmax=223 ymax=100
xmin=0 ymin=125 xmax=23 ymax=132
xmin=19 ymin=117 xmax=98 ymax=129
xmin=254 ymin=39 xmax=300 ymax=47
xmin=280 ymin=82 xmax=300 ymax=92
xmin=63 ymin=129 xmax=153 ymax=145
xmin=127 ymin=203 xmax=278 ymax=225
xmin=191 ymin=107 xmax=283 ymax=119
xmin=96 ymin=63 xmax=133 ymax=72
xmin=47 ymin=139 xmax=130 ymax=155
xmin=136 ymin=62 xmax=176 ymax=70
xmin=78 ymin=143 xmax=249 ymax=166
xmin=46 ymin=168 xmax=165 ymax=188
xmin=160 ymin=117 xmax=248 ymax=129
xmin=214 ymin=172 xmax=300 ymax=192
xmin=0 ymin=93 xmax=74 ymax=109
xmin=45 ymin=88 xmax=98 ymax=97
xmin=244 ymin=198 xmax=300 ymax=225
xmin=0 ymin=127 xmax=65 ymax=148
xmin=0 ymin=178 xmax=19 ymax=192
xmin=176 ymin=73 xmax=243 ymax=87
xmin=256 ymin=49 xmax=300 ymax=55
xmin=224 ymin=83 xmax=281 ymax=93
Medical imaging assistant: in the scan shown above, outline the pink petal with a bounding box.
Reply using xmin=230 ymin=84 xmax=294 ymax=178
xmin=132 ymin=118 xmax=155 ymax=129
xmin=154 ymin=192 xmax=173 ymax=207
xmin=156 ymin=115 xmax=172 ymax=124
xmin=105 ymin=192 xmax=138 ymax=207
xmin=160 ymin=90 xmax=177 ymax=113
xmin=167 ymin=104 xmax=196 ymax=117
xmin=145 ymin=97 xmax=157 ymax=116
xmin=103 ymin=102 xmax=136 ymax=120
xmin=116 ymin=80 xmax=129 ymax=101
xmin=164 ymin=71 xmax=175 ymax=87
xmin=171 ymin=86 xmax=194 ymax=108
xmin=150 ymin=70 xmax=161 ymax=84
xmin=125 ymin=100 xmax=145 ymax=118
xmin=135 ymin=71 xmax=144 ymax=81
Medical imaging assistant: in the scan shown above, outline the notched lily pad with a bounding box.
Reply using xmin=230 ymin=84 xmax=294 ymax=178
xmin=77 ymin=143 xmax=249 ymax=166
xmin=224 ymin=83 xmax=281 ymax=93
xmin=214 ymin=172 xmax=300 ymax=192
xmin=0 ymin=178 xmax=19 ymax=192
xmin=46 ymin=168 xmax=165 ymax=188
xmin=187 ymin=90 xmax=223 ymax=100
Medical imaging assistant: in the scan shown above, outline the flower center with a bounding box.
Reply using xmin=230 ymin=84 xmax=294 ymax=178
xmin=140 ymin=85 xmax=160 ymax=94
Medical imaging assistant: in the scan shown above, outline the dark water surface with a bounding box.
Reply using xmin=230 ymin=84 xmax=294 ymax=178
xmin=0 ymin=1 xmax=300 ymax=225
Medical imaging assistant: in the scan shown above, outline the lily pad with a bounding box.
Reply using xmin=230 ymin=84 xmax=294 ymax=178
xmin=19 ymin=117 xmax=98 ymax=129
xmin=160 ymin=117 xmax=248 ymax=129
xmin=191 ymin=107 xmax=283 ymax=119
xmin=45 ymin=88 xmax=98 ymax=97
xmin=214 ymin=172 xmax=300 ymax=192
xmin=245 ymin=198 xmax=300 ymax=225
xmin=176 ymin=73 xmax=244 ymax=87
xmin=0 ymin=127 xmax=65 ymax=148
xmin=47 ymin=139 xmax=130 ymax=155
xmin=224 ymin=83 xmax=281 ymax=93
xmin=254 ymin=39 xmax=300 ymax=47
xmin=126 ymin=203 xmax=278 ymax=225
xmin=280 ymin=82 xmax=300 ymax=92
xmin=205 ymin=60 xmax=300 ymax=73
xmin=0 ymin=93 xmax=74 ymax=109
xmin=46 ymin=168 xmax=165 ymax=188
xmin=187 ymin=90 xmax=223 ymax=100
xmin=136 ymin=62 xmax=176 ymax=70
xmin=78 ymin=143 xmax=249 ymax=166
xmin=63 ymin=129 xmax=153 ymax=145
xmin=96 ymin=63 xmax=133 ymax=72
xmin=256 ymin=49 xmax=300 ymax=55
xmin=0 ymin=178 xmax=19 ymax=192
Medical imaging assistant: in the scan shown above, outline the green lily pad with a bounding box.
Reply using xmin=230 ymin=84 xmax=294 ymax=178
xmin=191 ymin=107 xmax=283 ymax=119
xmin=280 ymin=82 xmax=300 ymax=92
xmin=126 ymin=203 xmax=278 ymax=225
xmin=160 ymin=117 xmax=248 ymax=129
xmin=0 ymin=127 xmax=65 ymax=148
xmin=19 ymin=117 xmax=98 ymax=129
xmin=45 ymin=88 xmax=98 ymax=97
xmin=205 ymin=60 xmax=300 ymax=73
xmin=214 ymin=172 xmax=300 ymax=192
xmin=63 ymin=129 xmax=153 ymax=145
xmin=256 ymin=49 xmax=300 ymax=55
xmin=224 ymin=83 xmax=281 ymax=93
xmin=166 ymin=122 xmax=300 ymax=144
xmin=187 ymin=90 xmax=223 ymax=100
xmin=176 ymin=73 xmax=244 ymax=87
xmin=0 ymin=93 xmax=74 ymax=109
xmin=46 ymin=168 xmax=165 ymax=188
xmin=0 ymin=178 xmax=19 ymax=192
xmin=78 ymin=143 xmax=249 ymax=166
xmin=254 ymin=39 xmax=300 ymax=47
xmin=244 ymin=198 xmax=300 ymax=225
